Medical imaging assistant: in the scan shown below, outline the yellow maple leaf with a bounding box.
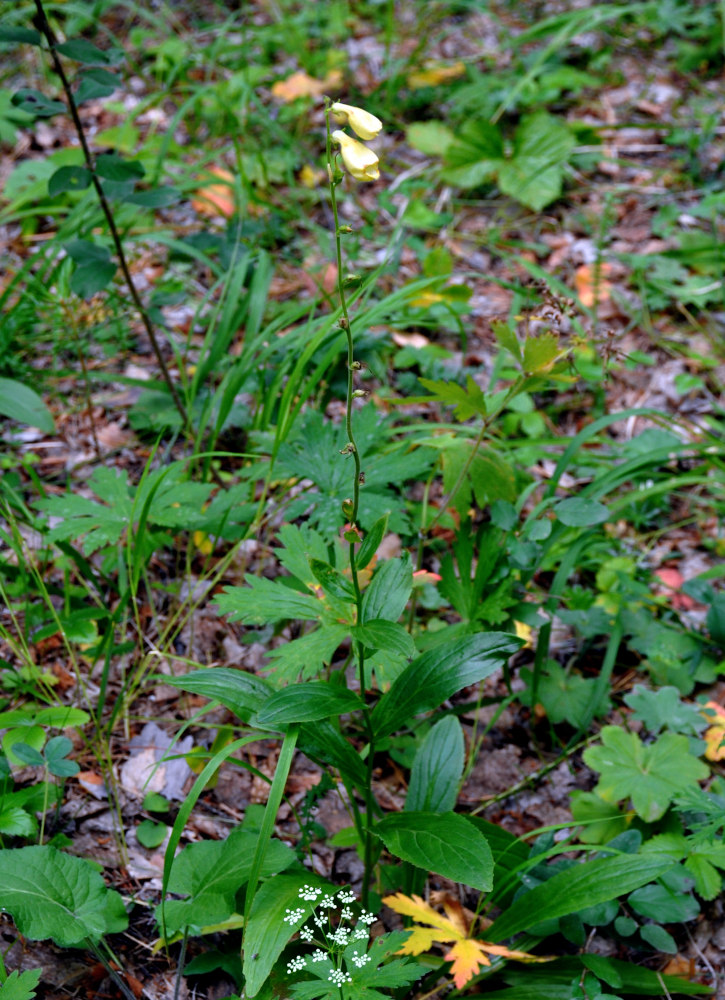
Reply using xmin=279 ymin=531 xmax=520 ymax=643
xmin=383 ymin=893 xmax=550 ymax=989
xmin=702 ymin=701 xmax=725 ymax=761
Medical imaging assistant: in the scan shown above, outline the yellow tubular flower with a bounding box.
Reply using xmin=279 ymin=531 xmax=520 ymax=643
xmin=330 ymin=102 xmax=383 ymax=141
xmin=331 ymin=129 xmax=380 ymax=182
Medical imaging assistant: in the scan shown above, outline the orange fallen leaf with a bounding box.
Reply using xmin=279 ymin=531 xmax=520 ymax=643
xmin=271 ymin=69 xmax=342 ymax=102
xmin=408 ymin=61 xmax=466 ymax=89
xmin=383 ymin=893 xmax=550 ymax=989
xmin=191 ymin=167 xmax=236 ymax=218
xmin=574 ymin=262 xmax=614 ymax=308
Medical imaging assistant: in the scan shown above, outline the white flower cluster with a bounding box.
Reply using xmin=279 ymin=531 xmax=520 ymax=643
xmin=283 ymin=886 xmax=378 ymax=984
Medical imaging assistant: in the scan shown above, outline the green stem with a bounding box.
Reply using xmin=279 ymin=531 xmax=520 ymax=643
xmin=325 ymin=103 xmax=376 ymax=907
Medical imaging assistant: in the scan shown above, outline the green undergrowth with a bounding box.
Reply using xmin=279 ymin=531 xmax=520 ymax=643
xmin=0 ymin=2 xmax=724 ymax=999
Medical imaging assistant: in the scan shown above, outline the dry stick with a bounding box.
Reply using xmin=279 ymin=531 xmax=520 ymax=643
xmin=32 ymin=0 xmax=190 ymax=436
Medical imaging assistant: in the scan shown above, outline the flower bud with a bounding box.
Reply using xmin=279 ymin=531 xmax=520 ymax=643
xmin=341 ymin=498 xmax=354 ymax=519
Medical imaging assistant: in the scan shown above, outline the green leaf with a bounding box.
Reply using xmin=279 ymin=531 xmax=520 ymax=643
xmin=628 ymin=880 xmax=699 ymax=923
xmin=569 ymin=791 xmax=629 ymax=845
xmin=520 ymin=662 xmax=610 ymax=729
xmin=0 ymin=845 xmax=127 ymax=946
xmin=160 ymin=829 xmax=295 ymax=936
xmin=255 ymin=682 xmax=364 ymax=726
xmin=361 ymin=555 xmax=412 ymax=624
xmin=56 ymin=39 xmax=116 ymax=64
xmin=136 ymin=819 xmax=168 ymax=849
xmin=0 ymin=378 xmax=55 ymax=433
xmin=351 ymin=620 xmax=415 ymax=658
xmin=624 ymin=684 xmax=706 ymax=736
xmin=583 ymin=726 xmax=709 ymax=823
xmin=298 ymin=721 xmax=367 ymax=788
xmin=405 ymin=716 xmax=464 ymax=813
xmin=11 ymin=89 xmax=66 ymax=118
xmin=406 ymin=121 xmax=455 ymax=156
xmin=685 ymin=853 xmax=722 ymax=901
xmin=215 ymin=577 xmax=325 ymax=625
xmin=125 ymin=186 xmax=181 ymax=207
xmin=417 ymin=375 xmax=487 ymax=421
xmin=497 ymin=112 xmax=575 ymax=211
xmin=0 ymin=27 xmax=42 ymax=45
xmin=639 ymin=922 xmax=677 ymax=954
xmin=65 ymin=239 xmax=111 ymax=264
xmin=75 ymin=68 xmax=120 ymax=103
xmin=0 ymin=968 xmax=42 ymax=1000
xmin=488 ymin=855 xmax=676 ymax=941
xmin=494 ymin=956 xmax=711 ymax=997
xmin=376 ymin=810 xmax=493 ymax=891
xmin=48 ymin=164 xmax=92 ymax=196
xmin=554 ymin=497 xmax=610 ymax=527
xmin=309 ymin=559 xmax=355 ymax=602
xmin=469 ymin=447 xmax=517 ymax=505
xmin=70 ymin=260 xmax=117 ymax=298
xmin=357 ymin=514 xmax=388 ymax=570
xmin=264 ymin=625 xmax=349 ymax=683
xmin=522 ymin=332 xmax=562 ymax=374
xmin=165 ymin=667 xmax=273 ymax=723
xmin=94 ymin=153 xmax=144 ymax=181
xmin=441 ymin=119 xmax=504 ymax=188
xmin=243 ymin=872 xmax=330 ymax=996
xmin=0 ymin=806 xmax=36 ymax=838
xmin=706 ymin=593 xmax=725 ymax=645
xmin=372 ymin=632 xmax=521 ymax=739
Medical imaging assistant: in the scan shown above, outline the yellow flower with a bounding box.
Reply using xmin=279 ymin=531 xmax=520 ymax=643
xmin=331 ymin=129 xmax=380 ymax=182
xmin=330 ymin=102 xmax=382 ymax=140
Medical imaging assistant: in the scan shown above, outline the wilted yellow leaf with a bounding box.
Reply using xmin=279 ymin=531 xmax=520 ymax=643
xmin=271 ymin=69 xmax=342 ymax=102
xmin=702 ymin=701 xmax=725 ymax=761
xmin=408 ymin=61 xmax=466 ymax=88
xmin=383 ymin=893 xmax=550 ymax=989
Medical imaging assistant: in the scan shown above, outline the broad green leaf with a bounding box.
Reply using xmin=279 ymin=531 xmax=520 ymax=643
xmin=583 ymin=726 xmax=709 ymax=823
xmin=361 ymin=554 xmax=412 ymax=624
xmin=497 ymin=112 xmax=575 ymax=211
xmin=165 ymin=667 xmax=273 ymax=723
xmin=623 ymin=684 xmax=706 ymax=736
xmin=351 ymin=620 xmax=415 ymax=658
xmin=136 ymin=820 xmax=167 ymax=849
xmin=243 ymin=872 xmax=330 ymax=996
xmin=11 ymin=89 xmax=66 ymax=118
xmin=48 ymin=165 xmax=92 ymax=196
xmin=405 ymin=716 xmax=464 ymax=813
xmin=125 ymin=186 xmax=181 ymax=207
xmin=65 ymin=240 xmax=111 ymax=264
xmin=465 ymin=817 xmax=529 ymax=906
xmin=488 ymin=855 xmax=675 ymax=941
xmin=215 ymin=577 xmax=325 ymax=625
xmin=0 ymin=845 xmax=127 ymax=946
xmin=357 ymin=514 xmax=388 ymax=570
xmin=0 ymin=378 xmax=55 ymax=433
xmin=492 ymin=320 xmax=522 ymax=363
xmin=569 ymin=790 xmax=629 ymax=845
xmin=159 ymin=829 xmax=295 ymax=935
xmin=469 ymin=447 xmax=517 ymax=505
xmin=441 ymin=119 xmax=504 ymax=188
xmin=417 ymin=375 xmax=487 ymax=421
xmin=309 ymin=559 xmax=355 ymax=602
xmin=94 ymin=153 xmax=144 ymax=182
xmin=0 ymin=968 xmax=42 ymax=1000
xmin=75 ymin=68 xmax=120 ymax=104
xmin=71 ymin=260 xmax=117 ymax=298
xmin=255 ymin=682 xmax=364 ymax=726
xmin=376 ymin=811 xmax=493 ymax=892
xmin=0 ymin=27 xmax=42 ymax=45
xmin=519 ymin=662 xmax=610 ymax=729
xmin=0 ymin=806 xmax=36 ymax=837
xmin=639 ymin=922 xmax=677 ymax=954
xmin=372 ymin=632 xmax=521 ymax=739
xmin=685 ymin=853 xmax=722 ymax=900
xmin=406 ymin=121 xmax=455 ymax=156
xmin=628 ymin=881 xmax=699 ymax=923
xmin=554 ymin=497 xmax=610 ymax=527
xmin=297 ymin=720 xmax=367 ymax=788
xmin=56 ymin=39 xmax=117 ymax=64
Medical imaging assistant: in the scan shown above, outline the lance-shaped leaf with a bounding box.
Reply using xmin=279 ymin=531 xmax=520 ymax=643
xmin=371 ymin=632 xmax=521 ymax=738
